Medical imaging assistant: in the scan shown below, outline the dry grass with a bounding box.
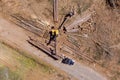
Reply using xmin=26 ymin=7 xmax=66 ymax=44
xmin=0 ymin=0 xmax=120 ymax=80
xmin=0 ymin=42 xmax=75 ymax=80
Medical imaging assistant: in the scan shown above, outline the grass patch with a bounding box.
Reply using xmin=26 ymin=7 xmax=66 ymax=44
xmin=0 ymin=41 xmax=36 ymax=68
xmin=39 ymin=62 xmax=55 ymax=73
xmin=0 ymin=41 xmax=55 ymax=74
xmin=0 ymin=66 xmax=22 ymax=80
xmin=18 ymin=56 xmax=36 ymax=68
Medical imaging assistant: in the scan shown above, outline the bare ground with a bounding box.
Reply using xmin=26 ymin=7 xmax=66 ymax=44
xmin=0 ymin=0 xmax=120 ymax=80
xmin=0 ymin=14 xmax=107 ymax=80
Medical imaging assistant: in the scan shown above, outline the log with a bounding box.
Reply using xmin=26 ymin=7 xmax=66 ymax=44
xmin=11 ymin=15 xmax=44 ymax=37
xmin=67 ymin=29 xmax=79 ymax=33
xmin=54 ymin=0 xmax=58 ymax=22
xmin=93 ymin=41 xmax=113 ymax=56
xmin=66 ymin=14 xmax=91 ymax=30
xmin=27 ymin=39 xmax=61 ymax=60
xmin=62 ymin=43 xmax=101 ymax=65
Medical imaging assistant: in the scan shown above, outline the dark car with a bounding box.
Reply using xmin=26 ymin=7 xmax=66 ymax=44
xmin=62 ymin=58 xmax=75 ymax=65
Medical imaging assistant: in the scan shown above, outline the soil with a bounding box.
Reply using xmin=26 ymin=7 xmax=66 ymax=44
xmin=0 ymin=0 xmax=120 ymax=80
xmin=0 ymin=42 xmax=75 ymax=80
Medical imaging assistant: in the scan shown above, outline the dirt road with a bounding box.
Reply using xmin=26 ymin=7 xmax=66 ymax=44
xmin=0 ymin=16 xmax=107 ymax=80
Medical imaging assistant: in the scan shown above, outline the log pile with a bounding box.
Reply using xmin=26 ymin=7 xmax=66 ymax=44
xmin=11 ymin=14 xmax=45 ymax=37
